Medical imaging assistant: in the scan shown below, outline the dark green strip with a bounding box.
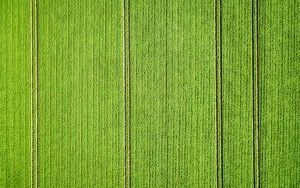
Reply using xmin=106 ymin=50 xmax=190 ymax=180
xmin=252 ymin=0 xmax=260 ymax=187
xmin=31 ymin=0 xmax=38 ymax=187
xmin=215 ymin=0 xmax=223 ymax=187
xmin=123 ymin=0 xmax=131 ymax=187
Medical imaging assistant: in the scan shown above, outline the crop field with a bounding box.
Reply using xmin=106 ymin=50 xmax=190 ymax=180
xmin=0 ymin=0 xmax=299 ymax=187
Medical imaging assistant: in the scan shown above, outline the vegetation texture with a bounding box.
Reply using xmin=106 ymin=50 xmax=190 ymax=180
xmin=0 ymin=0 xmax=299 ymax=187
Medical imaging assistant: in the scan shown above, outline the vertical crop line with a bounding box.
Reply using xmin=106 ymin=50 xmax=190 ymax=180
xmin=31 ymin=0 xmax=38 ymax=187
xmin=123 ymin=0 xmax=131 ymax=187
xmin=215 ymin=0 xmax=223 ymax=187
xmin=252 ymin=0 xmax=260 ymax=187
xmin=165 ymin=0 xmax=168 ymax=186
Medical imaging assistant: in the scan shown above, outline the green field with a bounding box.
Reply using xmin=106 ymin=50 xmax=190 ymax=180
xmin=0 ymin=0 xmax=299 ymax=187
